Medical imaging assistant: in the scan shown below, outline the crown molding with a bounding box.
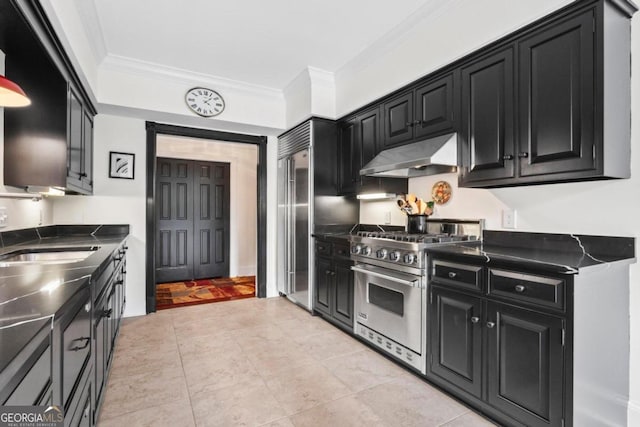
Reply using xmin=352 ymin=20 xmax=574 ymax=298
xmin=74 ymin=0 xmax=108 ymax=64
xmin=101 ymin=54 xmax=284 ymax=99
xmin=336 ymin=0 xmax=460 ymax=79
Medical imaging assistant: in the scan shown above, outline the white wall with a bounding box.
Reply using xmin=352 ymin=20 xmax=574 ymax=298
xmin=52 ymin=114 xmax=147 ymax=317
xmin=156 ymin=134 xmax=258 ymax=277
xmin=284 ymin=67 xmax=336 ymax=128
xmin=335 ymin=0 xmax=573 ymax=116
xmin=354 ymin=3 xmax=640 ymax=419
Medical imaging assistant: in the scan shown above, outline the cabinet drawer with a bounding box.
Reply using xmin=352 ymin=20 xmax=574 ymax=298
xmin=333 ymin=243 xmax=350 ymax=260
xmin=432 ymin=260 xmax=483 ymax=292
xmin=488 ymin=269 xmax=564 ymax=310
xmin=62 ymin=296 xmax=92 ymax=408
xmin=315 ymin=241 xmax=331 ymax=256
xmin=5 ymin=346 xmax=51 ymax=405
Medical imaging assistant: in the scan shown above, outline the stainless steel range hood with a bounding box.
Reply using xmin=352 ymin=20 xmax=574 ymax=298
xmin=360 ymin=133 xmax=458 ymax=178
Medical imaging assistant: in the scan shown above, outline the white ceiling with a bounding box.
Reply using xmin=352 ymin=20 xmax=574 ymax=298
xmin=90 ymin=0 xmax=436 ymax=90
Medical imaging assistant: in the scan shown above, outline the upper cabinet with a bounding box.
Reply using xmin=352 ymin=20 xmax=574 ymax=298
xmin=381 ymin=73 xmax=455 ymax=149
xmin=339 ymin=107 xmax=407 ymax=196
xmin=1 ymin=1 xmax=95 ymax=195
xmin=459 ymin=0 xmax=635 ymax=187
xmin=339 ymin=0 xmax=635 ymax=190
xmin=459 ymin=46 xmax=516 ymax=184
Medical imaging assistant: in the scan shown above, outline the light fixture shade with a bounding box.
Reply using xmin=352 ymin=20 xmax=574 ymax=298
xmin=0 ymin=75 xmax=31 ymax=107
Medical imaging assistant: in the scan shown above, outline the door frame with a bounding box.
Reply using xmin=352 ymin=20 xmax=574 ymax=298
xmin=145 ymin=122 xmax=268 ymax=313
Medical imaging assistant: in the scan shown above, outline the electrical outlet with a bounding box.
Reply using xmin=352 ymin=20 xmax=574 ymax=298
xmin=502 ymin=209 xmax=517 ymax=229
xmin=0 ymin=207 xmax=7 ymax=228
xmin=384 ymin=211 xmax=391 ymax=225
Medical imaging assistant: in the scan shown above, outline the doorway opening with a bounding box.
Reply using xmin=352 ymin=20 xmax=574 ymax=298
xmin=146 ymin=122 xmax=267 ymax=313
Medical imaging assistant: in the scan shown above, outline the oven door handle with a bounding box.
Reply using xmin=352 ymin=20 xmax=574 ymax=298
xmin=351 ymin=265 xmax=424 ymax=288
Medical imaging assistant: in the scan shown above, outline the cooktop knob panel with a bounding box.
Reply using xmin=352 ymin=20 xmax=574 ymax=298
xmin=403 ymin=254 xmax=416 ymax=264
xmin=389 ymin=251 xmax=401 ymax=262
xmin=362 ymin=246 xmax=372 ymax=256
xmin=376 ymin=249 xmax=387 ymax=259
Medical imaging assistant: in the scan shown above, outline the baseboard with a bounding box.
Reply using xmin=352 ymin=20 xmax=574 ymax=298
xmin=629 ymin=400 xmax=640 ymax=426
xmin=236 ymin=266 xmax=257 ymax=277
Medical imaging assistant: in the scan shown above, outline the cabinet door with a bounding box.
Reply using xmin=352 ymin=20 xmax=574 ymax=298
xmin=61 ymin=298 xmax=91 ymax=409
xmin=460 ymin=47 xmax=516 ymax=184
xmin=358 ymin=108 xmax=381 ymax=190
xmin=314 ymin=256 xmax=332 ymax=316
xmin=332 ymin=260 xmax=354 ymax=328
xmin=82 ymin=111 xmax=93 ymax=193
xmin=338 ymin=119 xmax=357 ymax=194
xmin=382 ymin=91 xmax=414 ymax=148
xmin=486 ymin=302 xmax=564 ymax=427
xmin=519 ymin=11 xmax=595 ymax=178
xmin=67 ymin=88 xmax=83 ymax=187
xmin=429 ymin=287 xmax=482 ymax=398
xmin=93 ymin=300 xmax=106 ymax=410
xmin=415 ymin=74 xmax=455 ymax=139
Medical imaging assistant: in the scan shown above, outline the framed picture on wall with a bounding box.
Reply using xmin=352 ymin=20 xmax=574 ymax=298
xmin=109 ymin=152 xmax=135 ymax=179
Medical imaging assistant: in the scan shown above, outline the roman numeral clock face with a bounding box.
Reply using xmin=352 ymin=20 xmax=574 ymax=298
xmin=185 ymin=87 xmax=225 ymax=117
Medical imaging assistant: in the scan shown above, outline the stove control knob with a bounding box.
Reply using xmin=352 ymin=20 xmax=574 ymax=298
xmin=403 ymin=254 xmax=416 ymax=264
xmin=362 ymin=246 xmax=372 ymax=256
xmin=351 ymin=245 xmax=362 ymax=255
xmin=389 ymin=251 xmax=401 ymax=262
xmin=376 ymin=249 xmax=387 ymax=259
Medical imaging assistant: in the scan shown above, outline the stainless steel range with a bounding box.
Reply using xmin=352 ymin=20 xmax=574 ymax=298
xmin=350 ymin=219 xmax=483 ymax=373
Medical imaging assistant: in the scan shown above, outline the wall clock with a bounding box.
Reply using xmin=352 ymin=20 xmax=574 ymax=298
xmin=185 ymin=87 xmax=225 ymax=117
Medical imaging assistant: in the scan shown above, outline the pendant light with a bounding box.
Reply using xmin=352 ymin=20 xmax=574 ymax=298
xmin=0 ymin=75 xmax=30 ymax=107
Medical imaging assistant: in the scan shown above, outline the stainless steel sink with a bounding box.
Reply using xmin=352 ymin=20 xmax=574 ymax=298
xmin=0 ymin=247 xmax=98 ymax=266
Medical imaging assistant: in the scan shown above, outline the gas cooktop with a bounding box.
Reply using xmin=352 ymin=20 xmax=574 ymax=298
xmin=354 ymin=231 xmax=477 ymax=244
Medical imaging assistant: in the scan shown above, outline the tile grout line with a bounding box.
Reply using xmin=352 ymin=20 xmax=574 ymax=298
xmin=173 ymin=312 xmax=199 ymax=427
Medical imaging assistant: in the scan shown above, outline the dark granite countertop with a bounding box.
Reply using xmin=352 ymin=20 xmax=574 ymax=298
xmin=426 ymin=230 xmax=635 ymax=274
xmin=0 ymin=225 xmax=129 ymax=373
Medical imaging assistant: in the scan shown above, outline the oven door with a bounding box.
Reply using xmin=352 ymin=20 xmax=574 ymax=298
xmin=352 ymin=264 xmax=424 ymax=354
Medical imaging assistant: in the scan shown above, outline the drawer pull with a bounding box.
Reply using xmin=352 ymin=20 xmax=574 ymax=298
xmin=448 ymin=272 xmax=457 ymax=279
xmin=318 ymin=246 xmax=325 ymax=251
xmin=470 ymin=317 xmax=480 ymax=324
xmin=514 ymin=284 xmax=526 ymax=293
xmin=486 ymin=322 xmax=495 ymax=329
xmin=101 ymin=308 xmax=113 ymax=319
xmin=69 ymin=337 xmax=90 ymax=351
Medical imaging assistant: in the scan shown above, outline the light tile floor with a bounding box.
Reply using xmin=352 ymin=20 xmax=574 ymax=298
xmin=98 ymin=297 xmax=496 ymax=427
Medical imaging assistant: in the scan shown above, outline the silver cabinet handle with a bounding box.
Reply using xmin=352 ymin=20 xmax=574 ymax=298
xmin=351 ymin=265 xmax=422 ymax=288
xmin=486 ymin=322 xmax=495 ymax=328
xmin=515 ymin=284 xmax=526 ymax=293
xmin=448 ymin=272 xmax=457 ymax=279
xmin=471 ymin=317 xmax=480 ymax=324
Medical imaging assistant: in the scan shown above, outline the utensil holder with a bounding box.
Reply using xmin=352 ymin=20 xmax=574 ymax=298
xmin=407 ymin=214 xmax=429 ymax=234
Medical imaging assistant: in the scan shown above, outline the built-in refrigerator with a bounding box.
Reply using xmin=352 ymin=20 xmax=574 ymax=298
xmin=277 ymin=118 xmax=358 ymax=310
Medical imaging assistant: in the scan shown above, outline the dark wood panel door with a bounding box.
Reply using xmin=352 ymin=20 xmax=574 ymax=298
xmin=82 ymin=111 xmax=93 ymax=192
xmin=486 ymin=302 xmax=564 ymax=427
xmin=429 ymin=287 xmax=482 ymax=398
xmin=67 ymin=88 xmax=83 ymax=188
xmin=332 ymin=259 xmax=354 ymax=328
xmin=194 ymin=162 xmax=230 ymax=279
xmin=314 ymin=256 xmax=332 ymax=316
xmin=383 ymin=91 xmax=414 ymax=148
xmin=415 ymin=74 xmax=455 ymax=139
xmin=460 ymin=47 xmax=516 ymax=184
xmin=156 ymin=158 xmax=194 ymax=282
xmin=338 ymin=118 xmax=357 ymax=194
xmin=358 ymin=107 xmax=381 ymax=190
xmin=519 ymin=11 xmax=595 ymax=177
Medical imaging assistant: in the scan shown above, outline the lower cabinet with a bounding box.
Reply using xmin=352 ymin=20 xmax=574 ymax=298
xmin=428 ymin=257 xmax=567 ymax=427
xmin=313 ymin=239 xmax=354 ymax=330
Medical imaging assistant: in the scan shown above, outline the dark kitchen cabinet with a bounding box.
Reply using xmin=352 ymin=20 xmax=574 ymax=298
xmin=1 ymin=1 xmax=96 ymax=195
xmin=459 ymin=47 xmax=516 ymax=185
xmin=486 ymin=302 xmax=564 ymax=427
xmin=339 ymin=107 xmax=406 ymax=196
xmin=382 ymin=91 xmax=414 ymax=148
xmin=313 ymin=239 xmax=354 ymax=331
xmin=381 ymin=73 xmax=455 ymax=149
xmin=459 ymin=1 xmax=634 ymax=187
xmin=518 ymin=10 xmax=594 ymax=178
xmin=414 ymin=74 xmax=455 ymax=139
xmin=66 ymin=87 xmax=94 ymax=194
xmin=427 ymin=255 xmax=568 ymax=427
xmin=2 ymin=332 xmax=52 ymax=406
xmin=429 ymin=287 xmax=482 ymax=398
